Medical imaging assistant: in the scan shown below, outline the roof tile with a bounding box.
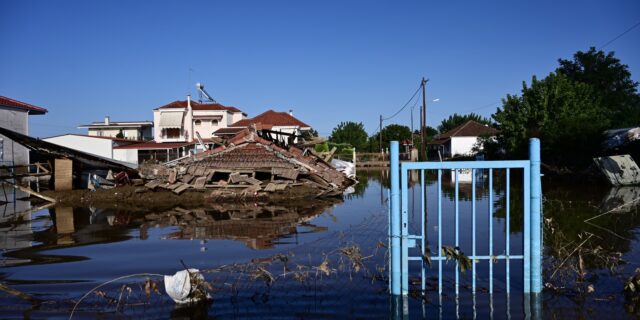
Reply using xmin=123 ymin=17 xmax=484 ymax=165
xmin=0 ymin=96 xmax=48 ymax=114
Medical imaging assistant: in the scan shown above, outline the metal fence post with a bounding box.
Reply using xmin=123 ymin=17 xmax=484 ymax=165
xmin=529 ymin=138 xmax=542 ymax=293
xmin=390 ymin=141 xmax=401 ymax=295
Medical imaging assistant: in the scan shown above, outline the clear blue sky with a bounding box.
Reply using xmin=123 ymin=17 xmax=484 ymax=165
xmin=1 ymin=0 xmax=639 ymax=138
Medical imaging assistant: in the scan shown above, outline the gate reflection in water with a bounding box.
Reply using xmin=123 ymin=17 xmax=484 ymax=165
xmin=389 ymin=139 xmax=543 ymax=318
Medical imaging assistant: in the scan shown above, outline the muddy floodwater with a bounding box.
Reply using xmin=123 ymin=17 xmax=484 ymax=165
xmin=1 ymin=169 xmax=640 ymax=319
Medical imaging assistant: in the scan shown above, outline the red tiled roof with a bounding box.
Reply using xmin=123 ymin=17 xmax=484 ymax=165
xmin=193 ymin=143 xmax=297 ymax=170
xmin=428 ymin=120 xmax=498 ymax=145
xmin=231 ymin=110 xmax=310 ymax=128
xmin=114 ymin=141 xmax=195 ymax=150
xmin=213 ymin=127 xmax=247 ymax=135
xmin=0 ymin=96 xmax=48 ymax=115
xmin=156 ymin=100 xmax=242 ymax=113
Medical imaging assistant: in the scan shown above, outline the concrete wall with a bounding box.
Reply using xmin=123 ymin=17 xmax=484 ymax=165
xmin=229 ymin=112 xmax=245 ymax=125
xmin=44 ymin=135 xmax=114 ymax=159
xmin=450 ymin=136 xmax=481 ymax=157
xmin=88 ymin=127 xmax=150 ymax=140
xmin=193 ymin=110 xmax=227 ymax=139
xmin=0 ymin=106 xmax=29 ymax=165
xmin=113 ymin=148 xmax=138 ymax=164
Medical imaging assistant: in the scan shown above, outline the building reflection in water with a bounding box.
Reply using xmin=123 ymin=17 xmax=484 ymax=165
xmin=0 ymin=196 xmax=342 ymax=267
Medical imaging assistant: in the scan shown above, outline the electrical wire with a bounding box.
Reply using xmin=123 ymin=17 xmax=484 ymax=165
xmin=599 ymin=20 xmax=640 ymax=49
xmin=382 ymin=82 xmax=422 ymax=121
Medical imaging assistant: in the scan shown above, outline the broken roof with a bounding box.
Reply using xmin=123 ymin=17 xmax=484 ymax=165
xmin=231 ymin=110 xmax=311 ymax=128
xmin=0 ymin=126 xmax=136 ymax=170
xmin=0 ymin=96 xmax=48 ymax=115
xmin=189 ymin=127 xmax=349 ymax=187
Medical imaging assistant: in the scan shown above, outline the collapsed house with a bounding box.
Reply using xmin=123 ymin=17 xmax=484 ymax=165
xmin=140 ymin=126 xmax=354 ymax=199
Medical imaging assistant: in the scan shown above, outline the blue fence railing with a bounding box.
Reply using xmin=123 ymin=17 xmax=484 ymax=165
xmin=388 ymin=139 xmax=543 ymax=316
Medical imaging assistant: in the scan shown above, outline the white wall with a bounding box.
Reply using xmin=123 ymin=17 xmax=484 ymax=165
xmin=229 ymin=111 xmax=245 ymax=124
xmin=0 ymin=106 xmax=29 ymax=165
xmin=193 ymin=110 xmax=226 ymax=139
xmin=44 ymin=135 xmax=114 ymax=159
xmin=450 ymin=136 xmax=481 ymax=157
xmin=154 ymin=109 xmax=186 ymax=143
xmin=113 ymin=149 xmax=138 ymax=164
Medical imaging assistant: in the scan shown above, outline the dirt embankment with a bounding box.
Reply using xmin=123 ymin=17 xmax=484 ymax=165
xmin=40 ymin=184 xmax=331 ymax=212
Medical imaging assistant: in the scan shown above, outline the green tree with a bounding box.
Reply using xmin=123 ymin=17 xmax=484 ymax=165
xmin=368 ymin=124 xmax=412 ymax=151
xmin=437 ymin=113 xmax=493 ymax=133
xmin=329 ymin=121 xmax=368 ymax=150
xmin=116 ymin=130 xmax=124 ymax=139
xmin=301 ymin=128 xmax=319 ymax=140
xmin=557 ymin=47 xmax=640 ymax=127
xmin=492 ymin=72 xmax=609 ymax=167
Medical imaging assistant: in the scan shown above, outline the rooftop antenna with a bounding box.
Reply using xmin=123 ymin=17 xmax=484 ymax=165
xmin=196 ymin=82 xmax=217 ymax=104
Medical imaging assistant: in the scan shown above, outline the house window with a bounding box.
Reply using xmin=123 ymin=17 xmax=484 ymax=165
xmin=195 ymin=120 xmax=202 ymax=126
xmin=164 ymin=128 xmax=181 ymax=138
xmin=211 ymin=119 xmax=218 ymax=126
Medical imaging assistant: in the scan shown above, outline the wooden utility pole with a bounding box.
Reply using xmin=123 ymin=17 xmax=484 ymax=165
xmin=420 ymin=78 xmax=428 ymax=161
xmin=379 ymin=115 xmax=383 ymax=156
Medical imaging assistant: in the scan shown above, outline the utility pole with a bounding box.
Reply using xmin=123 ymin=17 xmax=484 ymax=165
xmin=420 ymin=77 xmax=428 ymax=161
xmin=379 ymin=115 xmax=383 ymax=156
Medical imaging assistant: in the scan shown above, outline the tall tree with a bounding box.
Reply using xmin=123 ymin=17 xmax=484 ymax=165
xmin=368 ymin=124 xmax=412 ymax=151
xmin=557 ymin=47 xmax=640 ymax=127
xmin=438 ymin=113 xmax=493 ymax=133
xmin=328 ymin=121 xmax=368 ymax=150
xmin=493 ymin=72 xmax=610 ymax=167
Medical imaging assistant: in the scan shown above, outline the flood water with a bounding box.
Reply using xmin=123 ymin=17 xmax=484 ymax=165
xmin=1 ymin=169 xmax=640 ymax=319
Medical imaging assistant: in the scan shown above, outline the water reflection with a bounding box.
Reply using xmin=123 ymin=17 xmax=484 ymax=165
xmin=141 ymin=200 xmax=340 ymax=249
xmin=0 ymin=171 xmax=639 ymax=318
xmin=1 ymin=198 xmax=342 ymax=268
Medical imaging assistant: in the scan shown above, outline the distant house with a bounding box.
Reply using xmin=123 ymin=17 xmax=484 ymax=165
xmin=220 ymin=110 xmax=311 ymax=144
xmin=0 ymin=96 xmax=48 ymax=166
xmin=43 ymin=134 xmax=141 ymax=165
xmin=78 ymin=116 xmax=153 ymax=141
xmin=428 ymin=120 xmax=498 ymax=158
xmin=153 ymin=97 xmax=246 ymax=144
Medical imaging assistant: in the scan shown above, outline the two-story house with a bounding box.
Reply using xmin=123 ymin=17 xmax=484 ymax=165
xmin=0 ymin=96 xmax=48 ymax=167
xmin=153 ymin=96 xmax=245 ymax=143
xmin=110 ymin=96 xmax=246 ymax=164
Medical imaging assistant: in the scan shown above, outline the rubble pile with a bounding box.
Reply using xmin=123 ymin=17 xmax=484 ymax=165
xmin=141 ymin=128 xmax=354 ymax=199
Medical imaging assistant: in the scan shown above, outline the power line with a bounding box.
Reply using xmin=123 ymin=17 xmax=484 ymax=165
xmin=599 ymin=20 xmax=640 ymax=49
xmin=381 ymin=83 xmax=422 ymax=121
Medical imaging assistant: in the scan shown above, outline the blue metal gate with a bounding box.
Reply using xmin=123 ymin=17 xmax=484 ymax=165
xmin=388 ymin=139 xmax=542 ymax=312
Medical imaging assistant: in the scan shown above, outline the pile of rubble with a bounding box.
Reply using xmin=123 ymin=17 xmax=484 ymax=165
xmin=140 ymin=127 xmax=354 ymax=199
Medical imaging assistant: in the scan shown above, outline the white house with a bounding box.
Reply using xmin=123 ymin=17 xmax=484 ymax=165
xmin=428 ymin=120 xmax=498 ymax=159
xmin=43 ymin=134 xmax=140 ymax=165
xmin=107 ymin=96 xmax=246 ymax=165
xmin=153 ymin=96 xmax=245 ymax=143
xmin=219 ymin=109 xmax=311 ymax=144
xmin=78 ymin=116 xmax=153 ymax=141
xmin=0 ymin=96 xmax=48 ymax=166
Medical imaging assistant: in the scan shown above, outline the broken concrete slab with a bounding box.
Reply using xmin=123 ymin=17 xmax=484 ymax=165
xmin=593 ymin=155 xmax=640 ymax=186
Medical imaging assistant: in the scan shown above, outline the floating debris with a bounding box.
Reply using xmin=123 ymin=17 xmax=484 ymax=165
xmin=593 ymin=155 xmax=640 ymax=186
xmin=164 ymin=268 xmax=211 ymax=304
